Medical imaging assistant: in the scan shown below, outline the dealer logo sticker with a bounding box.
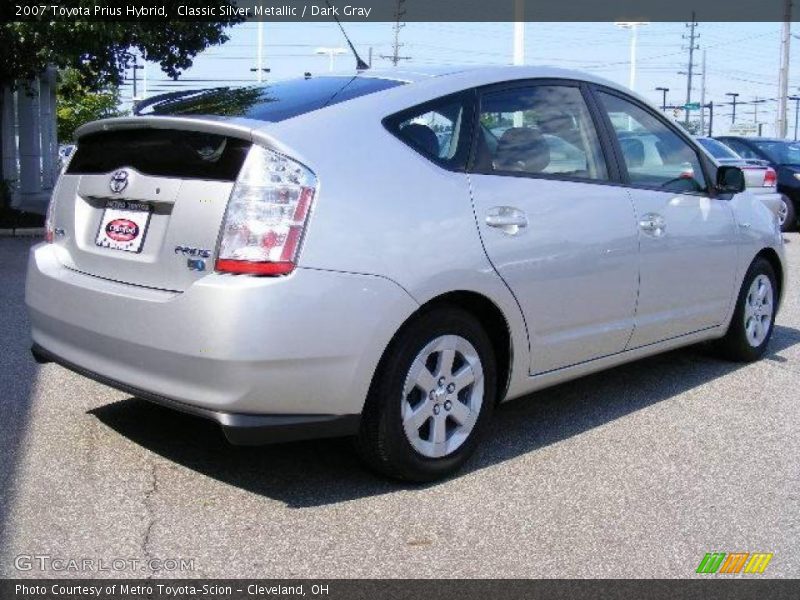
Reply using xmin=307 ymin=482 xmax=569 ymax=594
xmin=105 ymin=219 xmax=139 ymax=243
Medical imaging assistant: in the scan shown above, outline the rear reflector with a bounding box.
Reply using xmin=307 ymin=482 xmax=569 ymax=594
xmin=215 ymin=259 xmax=295 ymax=275
xmin=216 ymin=145 xmax=317 ymax=276
xmin=44 ymin=195 xmax=56 ymax=243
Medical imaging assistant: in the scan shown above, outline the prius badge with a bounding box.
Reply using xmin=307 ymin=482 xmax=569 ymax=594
xmin=175 ymin=245 xmax=212 ymax=272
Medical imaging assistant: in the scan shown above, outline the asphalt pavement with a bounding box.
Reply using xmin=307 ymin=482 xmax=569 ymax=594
xmin=1 ymin=235 xmax=798 ymax=578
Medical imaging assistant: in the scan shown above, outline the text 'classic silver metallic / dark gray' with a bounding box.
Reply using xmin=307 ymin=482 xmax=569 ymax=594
xmin=26 ymin=66 xmax=787 ymax=480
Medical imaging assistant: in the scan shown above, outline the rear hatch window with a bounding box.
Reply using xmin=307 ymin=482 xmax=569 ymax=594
xmin=67 ymin=129 xmax=250 ymax=180
xmin=134 ymin=75 xmax=405 ymax=122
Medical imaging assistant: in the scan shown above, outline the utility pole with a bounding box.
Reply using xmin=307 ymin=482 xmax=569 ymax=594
xmin=777 ymin=0 xmax=792 ymax=137
xmin=141 ymin=50 xmax=148 ymax=99
xmin=753 ymin=97 xmax=766 ymax=134
xmin=700 ymin=49 xmax=707 ymax=134
xmin=682 ymin=11 xmax=699 ymax=125
xmin=790 ymin=94 xmax=800 ymax=140
xmin=708 ymin=100 xmax=714 ymax=136
xmin=382 ymin=0 xmax=411 ymax=66
xmin=726 ymin=92 xmax=739 ymax=124
xmin=130 ymin=54 xmax=144 ymax=100
xmin=656 ymin=87 xmax=669 ymax=112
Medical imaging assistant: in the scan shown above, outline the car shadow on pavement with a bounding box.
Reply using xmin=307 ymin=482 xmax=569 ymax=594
xmin=0 ymin=240 xmax=42 ymax=550
xmin=90 ymin=324 xmax=800 ymax=508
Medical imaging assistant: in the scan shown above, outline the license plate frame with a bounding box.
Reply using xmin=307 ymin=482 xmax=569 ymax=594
xmin=95 ymin=200 xmax=153 ymax=253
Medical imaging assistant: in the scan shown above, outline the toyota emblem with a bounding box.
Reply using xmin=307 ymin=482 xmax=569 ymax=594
xmin=109 ymin=170 xmax=129 ymax=194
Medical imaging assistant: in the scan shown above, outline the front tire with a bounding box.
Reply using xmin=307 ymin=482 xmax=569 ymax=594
xmin=356 ymin=307 xmax=497 ymax=482
xmin=715 ymin=257 xmax=778 ymax=362
xmin=777 ymin=195 xmax=796 ymax=232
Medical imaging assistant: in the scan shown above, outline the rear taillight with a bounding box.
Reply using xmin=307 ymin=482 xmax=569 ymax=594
xmin=764 ymin=167 xmax=777 ymax=187
xmin=216 ymin=145 xmax=317 ymax=276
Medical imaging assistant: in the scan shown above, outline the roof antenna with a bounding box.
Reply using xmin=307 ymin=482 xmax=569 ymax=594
xmin=325 ymin=0 xmax=370 ymax=70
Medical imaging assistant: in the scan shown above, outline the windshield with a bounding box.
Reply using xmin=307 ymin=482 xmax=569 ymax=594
xmin=697 ymin=138 xmax=739 ymax=160
xmin=136 ymin=76 xmax=405 ymax=122
xmin=752 ymin=140 xmax=800 ymax=165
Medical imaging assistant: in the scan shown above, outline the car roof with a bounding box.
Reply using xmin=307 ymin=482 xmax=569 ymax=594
xmin=325 ymin=64 xmax=633 ymax=95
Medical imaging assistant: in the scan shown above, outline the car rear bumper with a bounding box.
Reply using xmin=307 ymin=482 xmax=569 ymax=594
xmin=26 ymin=243 xmax=418 ymax=426
xmin=30 ymin=342 xmax=360 ymax=445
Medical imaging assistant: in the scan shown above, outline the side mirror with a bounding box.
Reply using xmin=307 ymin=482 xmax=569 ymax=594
xmin=716 ymin=165 xmax=746 ymax=194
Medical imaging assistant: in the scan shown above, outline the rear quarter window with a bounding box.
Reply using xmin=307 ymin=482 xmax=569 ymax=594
xmin=383 ymin=92 xmax=474 ymax=171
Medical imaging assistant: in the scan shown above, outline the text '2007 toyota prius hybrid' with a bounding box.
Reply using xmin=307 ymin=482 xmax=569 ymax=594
xmin=27 ymin=66 xmax=786 ymax=481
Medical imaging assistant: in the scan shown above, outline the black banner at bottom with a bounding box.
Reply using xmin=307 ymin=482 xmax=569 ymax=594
xmin=3 ymin=579 xmax=800 ymax=600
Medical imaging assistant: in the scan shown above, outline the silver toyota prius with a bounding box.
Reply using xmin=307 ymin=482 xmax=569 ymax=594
xmin=26 ymin=66 xmax=786 ymax=481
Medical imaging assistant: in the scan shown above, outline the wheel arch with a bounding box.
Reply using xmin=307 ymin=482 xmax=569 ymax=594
xmin=371 ymin=290 xmax=514 ymax=406
xmin=755 ymin=247 xmax=784 ymax=304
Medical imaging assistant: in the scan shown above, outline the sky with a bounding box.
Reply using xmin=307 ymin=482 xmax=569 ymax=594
xmin=120 ymin=21 xmax=800 ymax=137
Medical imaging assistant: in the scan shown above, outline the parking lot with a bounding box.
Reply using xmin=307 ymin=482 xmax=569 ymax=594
xmin=1 ymin=234 xmax=798 ymax=579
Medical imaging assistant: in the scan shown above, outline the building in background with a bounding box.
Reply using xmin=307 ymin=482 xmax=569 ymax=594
xmin=1 ymin=66 xmax=58 ymax=215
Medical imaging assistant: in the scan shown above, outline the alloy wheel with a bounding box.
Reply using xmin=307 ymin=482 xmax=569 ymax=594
xmin=744 ymin=274 xmax=774 ymax=348
xmin=777 ymin=198 xmax=789 ymax=226
xmin=400 ymin=334 xmax=484 ymax=458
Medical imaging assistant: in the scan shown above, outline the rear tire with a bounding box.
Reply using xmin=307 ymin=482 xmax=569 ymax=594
xmin=714 ymin=257 xmax=778 ymax=362
xmin=356 ymin=307 xmax=496 ymax=482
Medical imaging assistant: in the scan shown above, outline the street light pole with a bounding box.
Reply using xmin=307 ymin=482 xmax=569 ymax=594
xmin=315 ymin=47 xmax=348 ymax=72
xmin=250 ymin=22 xmax=269 ymax=83
xmin=726 ymin=92 xmax=740 ymax=124
xmin=656 ymin=87 xmax=669 ymax=112
xmin=616 ymin=22 xmax=649 ymax=91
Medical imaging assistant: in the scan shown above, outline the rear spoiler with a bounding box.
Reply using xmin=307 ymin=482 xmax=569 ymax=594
xmin=74 ymin=115 xmax=299 ymax=160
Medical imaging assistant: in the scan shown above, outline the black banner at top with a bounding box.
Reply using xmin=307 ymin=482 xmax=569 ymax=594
xmin=1 ymin=0 xmax=796 ymax=23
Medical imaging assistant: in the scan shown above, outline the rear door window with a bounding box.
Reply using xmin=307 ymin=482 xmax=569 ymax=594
xmin=472 ymin=84 xmax=609 ymax=181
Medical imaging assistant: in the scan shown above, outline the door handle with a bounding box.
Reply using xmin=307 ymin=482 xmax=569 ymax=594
xmin=485 ymin=206 xmax=528 ymax=235
xmin=639 ymin=213 xmax=666 ymax=237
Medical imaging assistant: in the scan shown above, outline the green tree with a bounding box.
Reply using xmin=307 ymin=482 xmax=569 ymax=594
xmin=57 ymin=68 xmax=124 ymax=142
xmin=0 ymin=2 xmax=245 ymax=185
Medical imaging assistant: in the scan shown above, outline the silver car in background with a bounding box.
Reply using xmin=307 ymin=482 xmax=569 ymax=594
xmin=696 ymin=136 xmax=790 ymax=229
xmin=27 ymin=66 xmax=786 ymax=481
